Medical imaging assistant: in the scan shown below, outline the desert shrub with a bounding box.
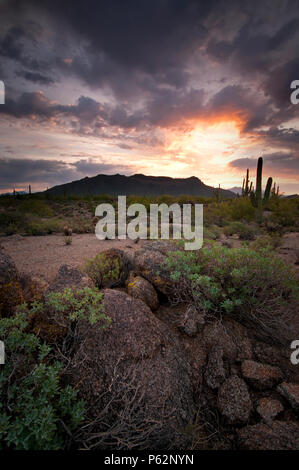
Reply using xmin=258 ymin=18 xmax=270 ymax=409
xmin=203 ymin=225 xmax=221 ymax=240
xmin=84 ymin=249 xmax=130 ymax=288
xmin=0 ymin=286 xmax=111 ymax=449
xmin=250 ymin=234 xmax=281 ymax=251
xmin=30 ymin=287 xmax=110 ymax=343
xmin=0 ymin=212 xmax=24 ymax=234
xmin=223 ymin=221 xmax=257 ymax=240
xmin=163 ymin=245 xmax=299 ymax=344
xmin=0 ymin=311 xmax=85 ymax=449
xmin=229 ymin=197 xmax=255 ymax=222
xmin=25 ymin=218 xmax=64 ymax=235
xmin=20 ymin=200 xmax=54 ymax=217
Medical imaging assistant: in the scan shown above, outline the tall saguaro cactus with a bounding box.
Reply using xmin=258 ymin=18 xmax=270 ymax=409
xmin=248 ymin=157 xmax=273 ymax=220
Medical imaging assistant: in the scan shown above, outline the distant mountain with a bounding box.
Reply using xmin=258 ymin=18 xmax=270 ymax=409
xmin=46 ymin=173 xmax=236 ymax=198
xmin=0 ymin=190 xmax=27 ymax=196
xmin=229 ymin=186 xmax=243 ymax=195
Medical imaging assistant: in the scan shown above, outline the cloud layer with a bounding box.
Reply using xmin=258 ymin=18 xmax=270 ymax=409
xmin=0 ymin=0 xmax=298 ymax=192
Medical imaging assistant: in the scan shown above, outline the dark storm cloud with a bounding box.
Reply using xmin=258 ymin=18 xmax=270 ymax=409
xmin=207 ymin=16 xmax=299 ymax=74
xmin=229 ymin=152 xmax=299 ymax=175
xmin=0 ymin=157 xmax=133 ymax=189
xmin=16 ymin=70 xmax=55 ymax=85
xmin=255 ymin=127 xmax=299 ymax=150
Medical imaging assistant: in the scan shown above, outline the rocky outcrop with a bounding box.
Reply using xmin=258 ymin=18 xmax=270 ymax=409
xmin=126 ymin=272 xmax=159 ymax=311
xmin=277 ymin=382 xmax=299 ymax=412
xmin=238 ymin=421 xmax=299 ymax=450
xmin=241 ymin=360 xmax=283 ymax=390
xmin=217 ymin=376 xmax=252 ymax=424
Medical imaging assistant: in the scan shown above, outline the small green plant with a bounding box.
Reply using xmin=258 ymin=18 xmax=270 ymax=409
xmin=64 ymin=235 xmax=72 ymax=245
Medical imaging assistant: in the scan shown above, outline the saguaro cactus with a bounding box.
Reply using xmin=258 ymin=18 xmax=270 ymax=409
xmin=248 ymin=157 xmax=273 ymax=220
xmin=242 ymin=169 xmax=250 ymax=196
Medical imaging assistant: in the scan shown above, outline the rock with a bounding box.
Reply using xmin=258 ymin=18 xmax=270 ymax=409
xmin=204 ymin=346 xmax=226 ymax=389
xmin=84 ymin=248 xmax=132 ymax=288
xmin=126 ymin=272 xmax=159 ymax=311
xmin=238 ymin=421 xmax=299 ymax=450
xmin=254 ymin=342 xmax=287 ymax=368
xmin=256 ymin=398 xmax=283 ymax=424
xmin=178 ymin=305 xmax=205 ymax=337
xmin=45 ymin=264 xmax=91 ymax=296
xmin=241 ymin=360 xmax=283 ymax=390
xmin=203 ymin=321 xmax=237 ymax=361
xmin=0 ymin=251 xmax=18 ymax=286
xmin=217 ymin=376 xmax=252 ymax=424
xmin=70 ymin=289 xmax=195 ymax=448
xmin=202 ymin=319 xmax=252 ymax=362
xmin=277 ymin=382 xmax=299 ymax=412
xmin=134 ymin=247 xmax=171 ymax=295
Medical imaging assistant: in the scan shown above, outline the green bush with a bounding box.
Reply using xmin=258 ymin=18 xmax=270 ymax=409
xmin=0 ymin=286 xmax=110 ymax=449
xmin=223 ymin=221 xmax=257 ymax=240
xmin=163 ymin=245 xmax=299 ymax=343
xmin=0 ymin=312 xmax=85 ymax=449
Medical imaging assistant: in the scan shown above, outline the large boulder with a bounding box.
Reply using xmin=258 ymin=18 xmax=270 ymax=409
xmin=70 ymin=289 xmax=195 ymax=449
xmin=217 ymin=376 xmax=252 ymax=424
xmin=133 ymin=241 xmax=181 ymax=295
xmin=241 ymin=360 xmax=283 ymax=390
xmin=134 ymin=247 xmax=171 ymax=295
xmin=238 ymin=421 xmax=299 ymax=450
xmin=126 ymin=272 xmax=159 ymax=311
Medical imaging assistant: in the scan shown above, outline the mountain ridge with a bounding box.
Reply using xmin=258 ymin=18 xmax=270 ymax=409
xmin=46 ymin=173 xmax=236 ymax=198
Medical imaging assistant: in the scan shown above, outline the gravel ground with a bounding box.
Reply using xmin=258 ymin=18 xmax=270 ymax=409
xmin=0 ymin=234 xmax=145 ymax=284
xmin=1 ymin=231 xmax=298 ymax=285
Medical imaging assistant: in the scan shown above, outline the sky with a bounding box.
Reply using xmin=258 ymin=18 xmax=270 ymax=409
xmin=0 ymin=0 xmax=299 ymax=194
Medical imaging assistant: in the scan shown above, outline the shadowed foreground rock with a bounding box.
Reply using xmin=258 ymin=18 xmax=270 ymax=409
xmin=70 ymin=289 xmax=195 ymax=449
xmin=277 ymin=382 xmax=299 ymax=412
xmin=217 ymin=376 xmax=252 ymax=424
xmin=241 ymin=360 xmax=283 ymax=390
xmin=238 ymin=421 xmax=299 ymax=450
